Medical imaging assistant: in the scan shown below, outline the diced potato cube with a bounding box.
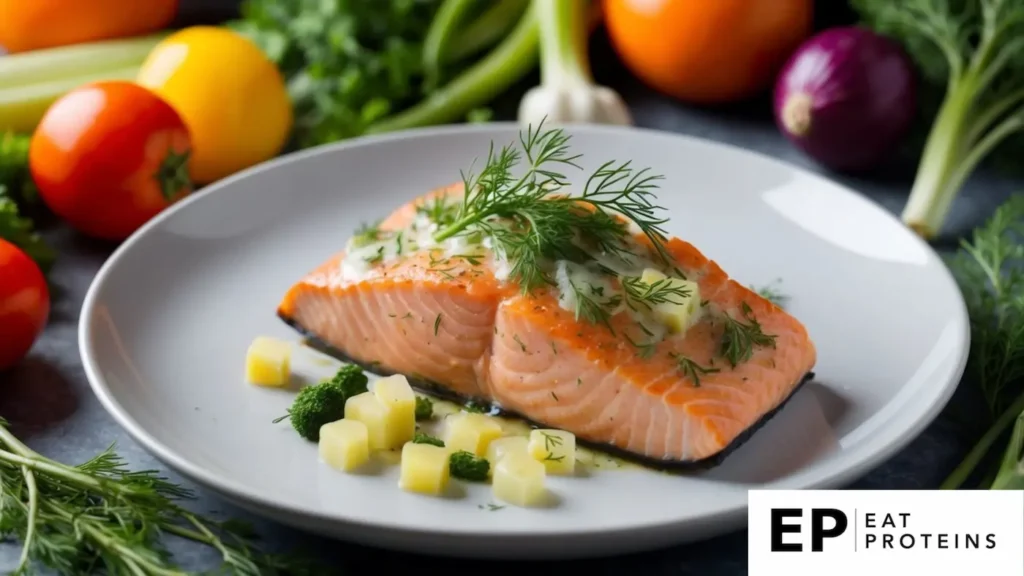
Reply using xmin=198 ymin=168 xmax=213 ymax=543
xmin=445 ymin=412 xmax=503 ymax=456
xmin=318 ymin=419 xmax=369 ymax=472
xmin=492 ymin=452 xmax=547 ymax=507
xmin=640 ymin=268 xmax=700 ymax=334
xmin=528 ymin=429 xmax=576 ymax=475
xmin=486 ymin=436 xmax=530 ymax=477
xmin=244 ymin=337 xmax=291 ymax=387
xmin=373 ymin=375 xmax=416 ymax=448
xmin=344 ymin=392 xmax=390 ymax=450
xmin=399 ymin=442 xmax=450 ymax=496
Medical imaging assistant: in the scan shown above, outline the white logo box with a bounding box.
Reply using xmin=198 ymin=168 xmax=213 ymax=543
xmin=748 ymin=490 xmax=1024 ymax=575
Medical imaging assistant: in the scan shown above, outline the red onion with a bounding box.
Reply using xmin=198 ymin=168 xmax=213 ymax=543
xmin=773 ymin=26 xmax=917 ymax=172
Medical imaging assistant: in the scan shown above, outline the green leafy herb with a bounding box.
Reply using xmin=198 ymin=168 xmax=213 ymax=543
xmin=412 ymin=431 xmax=445 ymax=447
xmin=568 ymin=277 xmax=616 ymax=333
xmin=449 ymin=450 xmax=489 ymax=481
xmin=0 ymin=198 xmax=55 ymax=274
xmin=434 ymin=313 xmax=442 ymax=335
xmin=539 ymin=431 xmax=564 ymax=461
xmin=621 ymin=275 xmax=690 ymax=311
xmin=852 ymin=0 xmax=1024 ymax=238
xmin=432 ymin=122 xmax=671 ymax=294
xmin=478 ymin=502 xmax=505 ymax=511
xmin=941 ymin=195 xmax=1024 ymax=489
xmin=415 ymin=396 xmax=434 ymax=421
xmin=719 ymin=302 xmax=777 ymax=367
xmin=463 ymin=400 xmax=490 ymax=414
xmin=513 ymin=333 xmax=528 ymax=353
xmin=0 ymin=132 xmax=37 ymax=206
xmin=231 ymin=0 xmax=445 ymax=147
xmin=416 ymin=194 xmax=460 ymax=226
xmin=752 ymin=280 xmax=788 ymax=308
xmin=672 ymin=354 xmax=720 ymax=388
xmin=0 ymin=420 xmax=323 ymax=575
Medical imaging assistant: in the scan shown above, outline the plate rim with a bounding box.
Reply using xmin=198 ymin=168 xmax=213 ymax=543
xmin=78 ymin=122 xmax=971 ymax=539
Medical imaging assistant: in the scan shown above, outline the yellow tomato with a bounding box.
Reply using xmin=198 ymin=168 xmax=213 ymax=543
xmin=136 ymin=27 xmax=292 ymax=184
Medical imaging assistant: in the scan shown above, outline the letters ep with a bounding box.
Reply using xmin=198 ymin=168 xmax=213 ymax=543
xmin=770 ymin=508 xmax=848 ymax=552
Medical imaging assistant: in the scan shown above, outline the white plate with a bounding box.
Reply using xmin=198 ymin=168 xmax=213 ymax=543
xmin=80 ymin=124 xmax=969 ymax=559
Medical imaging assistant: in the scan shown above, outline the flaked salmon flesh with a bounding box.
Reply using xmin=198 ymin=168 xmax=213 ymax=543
xmin=278 ymin=184 xmax=817 ymax=467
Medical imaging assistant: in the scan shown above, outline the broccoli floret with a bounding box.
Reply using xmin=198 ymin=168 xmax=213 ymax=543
xmin=412 ymin=431 xmax=444 ymax=447
xmin=273 ymin=382 xmax=346 ymax=441
xmin=449 ymin=450 xmax=489 ymax=482
xmin=415 ymin=396 xmax=434 ymax=420
xmin=273 ymin=364 xmax=368 ymax=442
xmin=329 ymin=364 xmax=368 ymax=398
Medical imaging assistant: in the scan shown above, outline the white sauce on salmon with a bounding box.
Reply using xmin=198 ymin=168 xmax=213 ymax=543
xmin=339 ymin=196 xmax=700 ymax=348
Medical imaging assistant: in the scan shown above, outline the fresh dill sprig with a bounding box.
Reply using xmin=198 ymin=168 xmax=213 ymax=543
xmin=622 ymin=275 xmax=691 ymax=311
xmin=753 ymin=280 xmax=789 ymax=308
xmin=432 ymin=121 xmax=672 ymax=293
xmin=352 ymin=219 xmax=388 ymax=247
xmin=942 ymin=195 xmax=1024 ymax=489
xmin=0 ymin=419 xmax=324 ymax=575
xmin=415 ymin=195 xmax=459 ymax=227
xmin=671 ymin=353 xmax=720 ymax=388
xmin=567 ymin=278 xmax=616 ymax=333
xmin=719 ymin=302 xmax=777 ymax=367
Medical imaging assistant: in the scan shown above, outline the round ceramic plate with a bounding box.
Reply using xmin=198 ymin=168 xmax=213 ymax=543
xmin=80 ymin=124 xmax=969 ymax=560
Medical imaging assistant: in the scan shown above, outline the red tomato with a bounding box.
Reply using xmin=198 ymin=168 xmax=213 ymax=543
xmin=0 ymin=239 xmax=50 ymax=371
xmin=30 ymin=81 xmax=194 ymax=241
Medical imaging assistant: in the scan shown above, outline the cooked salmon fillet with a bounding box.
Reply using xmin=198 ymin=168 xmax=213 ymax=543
xmin=278 ymin=184 xmax=817 ymax=467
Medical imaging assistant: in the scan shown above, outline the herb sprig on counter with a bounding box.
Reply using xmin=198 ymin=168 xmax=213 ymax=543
xmin=941 ymin=195 xmax=1024 ymax=490
xmin=0 ymin=420 xmax=324 ymax=575
xmin=431 ymin=121 xmax=672 ymax=293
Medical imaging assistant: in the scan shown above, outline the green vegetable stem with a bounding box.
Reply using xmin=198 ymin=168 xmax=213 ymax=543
xmin=366 ymin=4 xmax=539 ymax=134
xmin=0 ymin=34 xmax=165 ymax=133
xmin=853 ymin=0 xmax=1024 ymax=239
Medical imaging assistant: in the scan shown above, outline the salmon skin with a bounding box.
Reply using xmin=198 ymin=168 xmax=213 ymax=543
xmin=277 ymin=184 xmax=818 ymax=470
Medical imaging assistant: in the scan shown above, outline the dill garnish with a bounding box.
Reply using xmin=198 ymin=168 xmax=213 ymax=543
xmin=624 ymin=332 xmax=657 ymax=359
xmin=719 ymin=302 xmax=777 ymax=367
xmin=621 ymin=275 xmax=691 ymax=311
xmin=352 ymin=219 xmax=387 ymax=247
xmin=752 ymin=279 xmax=788 ymax=307
xmin=540 ymin=431 xmax=565 ymax=461
xmin=433 ymin=313 xmax=442 ymax=335
xmin=431 ymin=121 xmax=671 ymax=294
xmin=568 ymin=278 xmax=616 ymax=334
xmin=364 ymin=245 xmax=385 ymax=265
xmin=513 ymin=334 xmax=528 ymax=352
xmin=416 ymin=195 xmax=459 ymax=226
xmin=672 ymin=353 xmax=720 ymax=388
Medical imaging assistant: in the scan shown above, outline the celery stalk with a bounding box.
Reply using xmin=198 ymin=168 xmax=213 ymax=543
xmin=0 ymin=67 xmax=141 ymax=133
xmin=0 ymin=34 xmax=164 ymax=89
xmin=365 ymin=5 xmax=539 ymax=134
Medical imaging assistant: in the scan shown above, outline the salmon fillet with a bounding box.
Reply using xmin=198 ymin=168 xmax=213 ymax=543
xmin=278 ymin=184 xmax=817 ymax=468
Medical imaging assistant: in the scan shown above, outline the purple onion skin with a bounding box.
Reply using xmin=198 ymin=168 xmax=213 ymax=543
xmin=773 ymin=26 xmax=917 ymax=173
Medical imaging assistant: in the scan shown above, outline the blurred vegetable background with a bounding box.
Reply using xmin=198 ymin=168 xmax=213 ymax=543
xmin=2 ymin=0 xmax=1024 ymax=570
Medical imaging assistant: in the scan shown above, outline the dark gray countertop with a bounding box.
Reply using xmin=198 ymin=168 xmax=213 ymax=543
xmin=1 ymin=20 xmax=1016 ymax=576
